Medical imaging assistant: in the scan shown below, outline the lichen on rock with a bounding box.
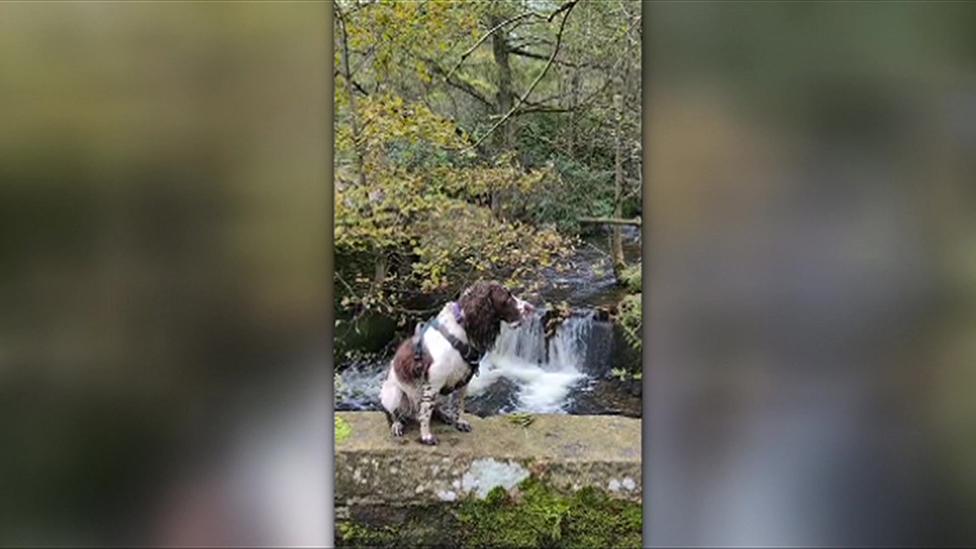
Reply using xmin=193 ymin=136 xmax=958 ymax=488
xmin=461 ymin=458 xmax=530 ymax=499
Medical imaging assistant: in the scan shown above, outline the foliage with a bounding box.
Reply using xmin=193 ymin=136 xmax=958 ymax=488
xmin=612 ymin=367 xmax=642 ymax=382
xmin=334 ymin=0 xmax=642 ymax=330
xmin=617 ymin=292 xmax=642 ymax=353
xmin=507 ymin=412 xmax=535 ymax=428
xmin=335 ymin=91 xmax=575 ymax=325
xmin=620 ymin=263 xmax=642 ymax=293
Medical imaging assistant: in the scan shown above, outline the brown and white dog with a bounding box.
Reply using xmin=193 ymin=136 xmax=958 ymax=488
xmin=379 ymin=281 xmax=534 ymax=445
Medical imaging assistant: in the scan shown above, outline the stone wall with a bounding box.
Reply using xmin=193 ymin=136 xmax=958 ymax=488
xmin=335 ymin=412 xmax=642 ymax=509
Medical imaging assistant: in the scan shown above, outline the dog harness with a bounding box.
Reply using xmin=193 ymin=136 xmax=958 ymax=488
xmin=413 ymin=302 xmax=483 ymax=377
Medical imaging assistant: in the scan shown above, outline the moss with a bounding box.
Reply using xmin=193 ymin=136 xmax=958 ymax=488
xmin=337 ymin=506 xmax=457 ymax=548
xmin=484 ymin=485 xmax=510 ymax=507
xmin=336 ymin=521 xmax=398 ymax=548
xmin=335 ymin=416 xmax=352 ymax=444
xmin=455 ymin=477 xmax=641 ymax=548
xmin=337 ymin=478 xmax=642 ymax=548
xmin=559 ymin=486 xmax=643 ymax=549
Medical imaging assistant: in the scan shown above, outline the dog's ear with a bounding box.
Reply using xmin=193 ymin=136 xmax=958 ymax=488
xmin=489 ymin=283 xmax=521 ymax=323
xmin=458 ymin=281 xmax=502 ymax=350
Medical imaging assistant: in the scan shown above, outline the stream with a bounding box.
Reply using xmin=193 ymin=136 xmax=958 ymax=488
xmin=335 ymin=227 xmax=642 ymax=418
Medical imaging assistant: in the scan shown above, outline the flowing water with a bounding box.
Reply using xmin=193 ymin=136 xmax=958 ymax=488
xmin=334 ymin=228 xmax=642 ymax=417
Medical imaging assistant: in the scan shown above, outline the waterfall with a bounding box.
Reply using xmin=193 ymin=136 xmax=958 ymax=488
xmin=466 ymin=310 xmax=594 ymax=413
xmin=336 ymin=309 xmax=618 ymax=416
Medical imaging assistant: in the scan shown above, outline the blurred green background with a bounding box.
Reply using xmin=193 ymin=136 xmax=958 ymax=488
xmin=647 ymin=1 xmax=976 ymax=546
xmin=0 ymin=3 xmax=330 ymax=545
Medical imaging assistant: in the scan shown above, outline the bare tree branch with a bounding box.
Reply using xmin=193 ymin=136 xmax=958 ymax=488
xmin=415 ymin=54 xmax=495 ymax=109
xmin=507 ymin=46 xmax=609 ymax=70
xmin=334 ymin=70 xmax=369 ymax=96
xmin=547 ymin=0 xmax=577 ymax=22
xmin=507 ymin=105 xmax=575 ymax=117
xmin=446 ymin=10 xmax=545 ymax=82
xmin=462 ymin=1 xmax=578 ymax=152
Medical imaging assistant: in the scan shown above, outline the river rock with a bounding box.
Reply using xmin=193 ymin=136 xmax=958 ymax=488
xmin=464 ymin=377 xmax=521 ymax=417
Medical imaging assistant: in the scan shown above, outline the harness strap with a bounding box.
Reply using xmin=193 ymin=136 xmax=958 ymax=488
xmin=413 ymin=322 xmax=427 ymax=364
xmin=430 ymin=318 xmax=482 ymax=370
xmin=412 ymin=316 xmax=483 ymax=377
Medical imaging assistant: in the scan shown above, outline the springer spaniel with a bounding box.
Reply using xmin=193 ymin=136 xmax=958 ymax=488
xmin=379 ymin=281 xmax=534 ymax=445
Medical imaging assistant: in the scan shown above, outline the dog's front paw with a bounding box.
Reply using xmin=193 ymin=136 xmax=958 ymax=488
xmin=420 ymin=434 xmax=439 ymax=446
xmin=390 ymin=421 xmax=404 ymax=438
xmin=455 ymin=419 xmax=472 ymax=432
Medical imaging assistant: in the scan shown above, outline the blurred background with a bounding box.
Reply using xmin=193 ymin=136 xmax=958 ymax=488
xmin=0 ymin=2 xmax=331 ymax=546
xmin=6 ymin=0 xmax=976 ymax=547
xmin=647 ymin=1 xmax=976 ymax=546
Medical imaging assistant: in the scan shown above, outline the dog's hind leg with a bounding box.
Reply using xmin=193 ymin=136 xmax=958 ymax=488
xmin=380 ymin=376 xmax=406 ymax=438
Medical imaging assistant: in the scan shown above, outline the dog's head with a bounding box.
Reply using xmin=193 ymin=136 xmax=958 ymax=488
xmin=458 ymin=281 xmax=534 ymax=350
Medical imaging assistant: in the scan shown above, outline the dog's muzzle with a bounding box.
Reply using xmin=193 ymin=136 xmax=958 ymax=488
xmin=510 ymin=297 xmax=535 ymax=328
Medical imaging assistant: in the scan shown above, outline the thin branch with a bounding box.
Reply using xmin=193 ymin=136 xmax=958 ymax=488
xmin=339 ymin=0 xmax=375 ymax=18
xmin=579 ymin=216 xmax=642 ymax=227
xmin=416 ymin=53 xmax=495 ymax=109
xmin=547 ymin=0 xmax=577 ymax=22
xmin=349 ymin=44 xmax=376 ymax=77
xmin=508 ymin=46 xmax=608 ymax=70
xmin=507 ymin=105 xmax=575 ymax=117
xmin=509 ymin=12 xmax=642 ymax=113
xmin=446 ymin=10 xmax=544 ymax=81
xmin=504 ymin=64 xmax=614 ymax=119
xmin=462 ymin=1 xmax=577 ymax=153
xmin=334 ymin=70 xmax=369 ymax=96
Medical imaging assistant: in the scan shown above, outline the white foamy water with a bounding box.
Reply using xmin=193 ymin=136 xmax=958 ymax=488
xmin=467 ymin=312 xmax=590 ymax=413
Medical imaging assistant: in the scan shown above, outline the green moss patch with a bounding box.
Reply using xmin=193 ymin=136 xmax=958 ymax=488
xmin=336 ymin=478 xmax=642 ymax=548
xmin=337 ymin=521 xmax=397 ymax=547
xmin=335 ymin=416 xmax=352 ymax=444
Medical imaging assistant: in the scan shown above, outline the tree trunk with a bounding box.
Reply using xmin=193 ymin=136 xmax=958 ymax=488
xmin=491 ymin=16 xmax=514 ymax=218
xmin=611 ymin=92 xmax=626 ymax=278
xmin=374 ymin=254 xmax=388 ymax=285
xmin=336 ymin=5 xmax=367 ymax=188
xmin=568 ymin=70 xmax=581 ymax=156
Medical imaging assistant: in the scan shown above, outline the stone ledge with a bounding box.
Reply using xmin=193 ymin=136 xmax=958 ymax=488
xmin=335 ymin=412 xmax=642 ymax=506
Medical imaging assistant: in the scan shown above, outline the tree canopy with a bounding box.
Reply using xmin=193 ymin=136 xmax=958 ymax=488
xmin=334 ymin=0 xmax=642 ymax=326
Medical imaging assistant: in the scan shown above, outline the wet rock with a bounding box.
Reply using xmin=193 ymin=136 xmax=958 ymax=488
xmin=593 ymin=307 xmax=611 ymax=322
xmin=567 ymin=378 xmax=642 ymax=418
xmin=465 ymin=377 xmax=520 ymax=417
xmin=611 ymin=322 xmax=642 ymax=372
xmin=580 ymin=318 xmax=616 ymax=376
xmin=334 ymin=313 xmax=397 ymax=357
